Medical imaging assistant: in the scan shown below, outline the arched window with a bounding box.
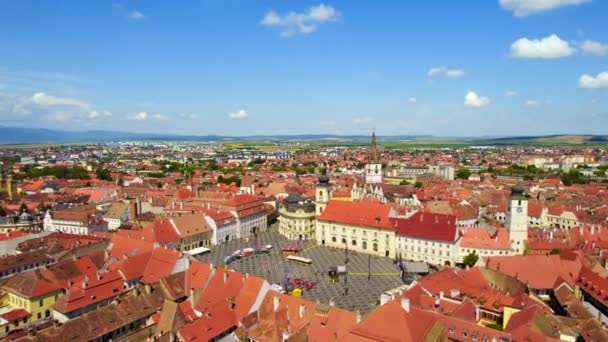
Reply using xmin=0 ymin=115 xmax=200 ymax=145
xmin=373 ymin=243 xmax=378 ymax=252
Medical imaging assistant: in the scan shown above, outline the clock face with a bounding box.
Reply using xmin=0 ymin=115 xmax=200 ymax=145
xmin=516 ymin=207 xmax=523 ymax=213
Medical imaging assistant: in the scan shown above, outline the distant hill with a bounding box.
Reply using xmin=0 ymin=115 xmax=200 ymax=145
xmin=475 ymin=135 xmax=608 ymax=145
xmin=0 ymin=126 xmax=606 ymax=146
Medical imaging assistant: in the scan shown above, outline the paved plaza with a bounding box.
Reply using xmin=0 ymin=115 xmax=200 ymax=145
xmin=196 ymin=226 xmax=405 ymax=313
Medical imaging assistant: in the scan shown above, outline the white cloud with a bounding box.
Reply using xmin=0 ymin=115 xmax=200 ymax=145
xmin=29 ymin=92 xmax=90 ymax=110
xmin=130 ymin=111 xmax=148 ymax=120
xmin=505 ymin=90 xmax=519 ymax=96
xmin=129 ymin=10 xmax=145 ymax=20
xmin=510 ymin=34 xmax=575 ymax=59
xmin=580 ymin=40 xmax=608 ymax=56
xmin=525 ymin=99 xmax=541 ymax=107
xmin=579 ymin=71 xmax=608 ymax=89
xmin=464 ymin=91 xmax=490 ymax=108
xmin=228 ymin=109 xmax=249 ymax=119
xmin=152 ymin=113 xmax=168 ymax=120
xmin=352 ymin=117 xmax=372 ymax=125
xmin=408 ymin=97 xmax=417 ymax=104
xmin=499 ymin=0 xmax=590 ymax=17
xmin=260 ymin=4 xmax=339 ymax=37
xmin=427 ymin=66 xmax=465 ymax=78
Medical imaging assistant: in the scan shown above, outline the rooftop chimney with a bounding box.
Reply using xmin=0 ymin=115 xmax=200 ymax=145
xmin=475 ymin=305 xmax=480 ymax=322
xmin=273 ymin=296 xmax=280 ymax=312
xmin=299 ymin=304 xmax=306 ymax=318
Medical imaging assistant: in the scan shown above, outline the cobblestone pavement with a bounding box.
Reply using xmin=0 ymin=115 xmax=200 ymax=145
xmin=196 ymin=225 xmax=405 ymax=313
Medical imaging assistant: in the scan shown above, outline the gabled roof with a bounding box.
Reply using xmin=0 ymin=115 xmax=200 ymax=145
xmin=2 ymin=271 xmax=63 ymax=299
xmin=308 ymin=306 xmax=357 ymax=341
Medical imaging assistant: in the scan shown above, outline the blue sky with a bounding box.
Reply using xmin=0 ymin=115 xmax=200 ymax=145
xmin=0 ymin=0 xmax=607 ymax=136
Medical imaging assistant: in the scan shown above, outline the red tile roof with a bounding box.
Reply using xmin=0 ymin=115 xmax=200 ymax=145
xmin=1 ymin=308 xmax=30 ymax=322
xmin=393 ymin=212 xmax=458 ymax=242
xmin=318 ymin=200 xmax=394 ymax=230
xmin=485 ymin=254 xmax=583 ymax=289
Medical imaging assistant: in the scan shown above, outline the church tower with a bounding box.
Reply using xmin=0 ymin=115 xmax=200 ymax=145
xmin=506 ymin=184 xmax=528 ymax=255
xmin=315 ymin=169 xmax=331 ymax=215
xmin=365 ymin=131 xmax=383 ymax=184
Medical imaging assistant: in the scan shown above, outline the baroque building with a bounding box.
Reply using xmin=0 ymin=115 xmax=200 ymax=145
xmin=278 ymin=194 xmax=316 ymax=241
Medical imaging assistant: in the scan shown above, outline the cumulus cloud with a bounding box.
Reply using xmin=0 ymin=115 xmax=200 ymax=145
xmin=579 ymin=71 xmax=608 ymax=89
xmin=505 ymin=90 xmax=519 ymax=96
xmin=525 ymin=99 xmax=541 ymax=107
xmin=129 ymin=10 xmax=145 ymax=20
xmin=260 ymin=4 xmax=339 ymax=37
xmin=464 ymin=91 xmax=490 ymax=108
xmin=510 ymin=34 xmax=575 ymax=59
xmin=352 ymin=117 xmax=371 ymax=125
xmin=130 ymin=111 xmax=148 ymax=120
xmin=228 ymin=109 xmax=249 ymax=119
xmin=152 ymin=113 xmax=168 ymax=120
xmin=408 ymin=97 xmax=417 ymax=104
xmin=580 ymin=40 xmax=608 ymax=56
xmin=427 ymin=66 xmax=465 ymax=78
xmin=499 ymin=0 xmax=590 ymax=17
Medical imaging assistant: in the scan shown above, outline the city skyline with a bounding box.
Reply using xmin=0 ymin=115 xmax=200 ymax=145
xmin=1 ymin=0 xmax=607 ymax=136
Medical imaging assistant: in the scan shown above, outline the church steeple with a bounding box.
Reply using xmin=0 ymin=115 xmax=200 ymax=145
xmin=365 ymin=131 xmax=382 ymax=184
xmin=370 ymin=130 xmax=378 ymax=163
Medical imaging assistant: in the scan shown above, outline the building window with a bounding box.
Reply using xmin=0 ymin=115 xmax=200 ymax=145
xmin=45 ymin=310 xmax=50 ymax=318
xmin=373 ymin=243 xmax=378 ymax=252
xmin=39 ymin=299 xmax=43 ymax=306
xmin=352 ymin=240 xmax=357 ymax=246
xmin=362 ymin=241 xmax=367 ymax=249
xmin=341 ymin=238 xmax=347 ymax=244
xmin=332 ymin=236 xmax=336 ymax=242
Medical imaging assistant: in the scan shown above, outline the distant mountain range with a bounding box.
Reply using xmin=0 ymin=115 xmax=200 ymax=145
xmin=0 ymin=126 xmax=607 ymax=146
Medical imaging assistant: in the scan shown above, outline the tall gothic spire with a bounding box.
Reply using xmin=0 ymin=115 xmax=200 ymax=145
xmin=370 ymin=130 xmax=378 ymax=163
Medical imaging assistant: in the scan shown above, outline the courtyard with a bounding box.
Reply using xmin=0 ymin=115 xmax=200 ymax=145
xmin=196 ymin=226 xmax=406 ymax=313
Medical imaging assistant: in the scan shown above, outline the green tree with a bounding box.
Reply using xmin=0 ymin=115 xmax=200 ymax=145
xmin=456 ymin=168 xmax=471 ymax=180
xmin=414 ymin=181 xmax=423 ymax=189
xmin=561 ymin=169 xmax=585 ymax=186
xmin=462 ymin=251 xmax=479 ymax=268
xmin=399 ymin=180 xmax=410 ymax=185
xmin=96 ymin=168 xmax=113 ymax=181
xmin=0 ymin=206 xmax=6 ymax=217
xmin=549 ymin=248 xmax=561 ymax=255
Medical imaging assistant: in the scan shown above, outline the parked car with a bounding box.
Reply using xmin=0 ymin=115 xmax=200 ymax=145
xmin=259 ymin=244 xmax=273 ymax=253
xmin=232 ymin=249 xmax=243 ymax=259
xmin=271 ymin=284 xmax=285 ymax=293
xmin=281 ymin=245 xmax=298 ymax=254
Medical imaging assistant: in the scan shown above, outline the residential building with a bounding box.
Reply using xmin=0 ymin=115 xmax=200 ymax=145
xmin=43 ymin=208 xmax=108 ymax=235
xmin=0 ymin=271 xmax=63 ymax=322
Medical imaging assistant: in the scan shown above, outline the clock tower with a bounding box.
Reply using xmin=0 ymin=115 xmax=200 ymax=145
xmin=506 ymin=184 xmax=528 ymax=255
